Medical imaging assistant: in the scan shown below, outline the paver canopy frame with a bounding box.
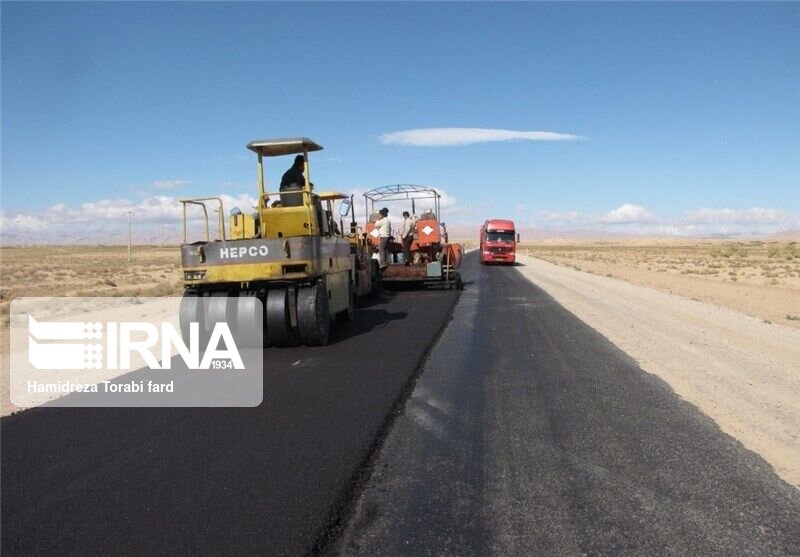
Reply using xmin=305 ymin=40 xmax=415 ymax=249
xmin=363 ymin=185 xmax=442 ymax=222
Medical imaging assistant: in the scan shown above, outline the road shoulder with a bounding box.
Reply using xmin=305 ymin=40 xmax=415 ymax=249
xmin=515 ymin=254 xmax=800 ymax=488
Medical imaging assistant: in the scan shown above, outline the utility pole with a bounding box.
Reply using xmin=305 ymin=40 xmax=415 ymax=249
xmin=125 ymin=211 xmax=134 ymax=262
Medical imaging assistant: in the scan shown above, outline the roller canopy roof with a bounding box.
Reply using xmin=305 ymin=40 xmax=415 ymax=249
xmin=246 ymin=138 xmax=323 ymax=157
xmin=315 ymin=191 xmax=349 ymax=201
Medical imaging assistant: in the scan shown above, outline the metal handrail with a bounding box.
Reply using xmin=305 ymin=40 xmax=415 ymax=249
xmin=180 ymin=197 xmax=226 ymax=243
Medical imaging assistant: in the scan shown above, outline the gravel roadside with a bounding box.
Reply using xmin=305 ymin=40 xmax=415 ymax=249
xmin=515 ymin=254 xmax=800 ymax=488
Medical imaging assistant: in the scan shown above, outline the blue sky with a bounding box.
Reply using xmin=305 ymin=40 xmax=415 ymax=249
xmin=2 ymin=2 xmax=798 ymax=241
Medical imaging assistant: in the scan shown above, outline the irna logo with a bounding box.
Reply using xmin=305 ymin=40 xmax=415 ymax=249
xmin=27 ymin=316 xmax=243 ymax=371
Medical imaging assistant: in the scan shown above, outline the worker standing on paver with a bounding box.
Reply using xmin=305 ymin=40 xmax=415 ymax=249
xmin=400 ymin=211 xmax=415 ymax=266
xmin=374 ymin=207 xmax=391 ymax=268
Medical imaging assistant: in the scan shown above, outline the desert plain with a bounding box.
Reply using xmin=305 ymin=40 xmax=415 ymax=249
xmin=2 ymin=240 xmax=798 ymax=326
xmin=521 ymin=239 xmax=800 ymax=329
xmin=1 ymin=240 xmax=799 ymax=487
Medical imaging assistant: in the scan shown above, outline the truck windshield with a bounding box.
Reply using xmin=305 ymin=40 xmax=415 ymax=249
xmin=486 ymin=231 xmax=515 ymax=243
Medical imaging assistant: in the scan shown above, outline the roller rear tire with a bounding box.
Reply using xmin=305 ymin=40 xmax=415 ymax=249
xmin=298 ymin=282 xmax=330 ymax=346
xmin=266 ymin=289 xmax=299 ymax=347
xmin=179 ymin=292 xmax=204 ymax=346
xmin=236 ymin=293 xmax=264 ymax=349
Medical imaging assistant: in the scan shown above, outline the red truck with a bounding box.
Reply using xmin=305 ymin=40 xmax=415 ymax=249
xmin=480 ymin=219 xmax=519 ymax=265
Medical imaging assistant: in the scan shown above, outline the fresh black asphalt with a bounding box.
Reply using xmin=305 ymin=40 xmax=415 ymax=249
xmin=1 ymin=288 xmax=458 ymax=555
xmin=340 ymin=253 xmax=800 ymax=555
xmin=4 ymin=252 xmax=800 ymax=556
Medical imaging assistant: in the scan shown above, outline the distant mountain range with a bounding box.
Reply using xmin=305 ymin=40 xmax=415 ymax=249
xmin=447 ymin=225 xmax=800 ymax=242
xmin=765 ymin=229 xmax=800 ymax=240
xmin=2 ymin=226 xmax=798 ymax=246
xmin=0 ymin=229 xmax=181 ymax=246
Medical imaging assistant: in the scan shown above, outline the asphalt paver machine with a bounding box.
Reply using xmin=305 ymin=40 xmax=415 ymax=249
xmin=363 ymin=184 xmax=463 ymax=289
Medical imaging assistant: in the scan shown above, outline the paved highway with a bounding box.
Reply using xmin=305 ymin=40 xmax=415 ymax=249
xmin=4 ymin=253 xmax=800 ymax=555
xmin=340 ymin=254 xmax=800 ymax=555
xmin=1 ymin=288 xmax=458 ymax=555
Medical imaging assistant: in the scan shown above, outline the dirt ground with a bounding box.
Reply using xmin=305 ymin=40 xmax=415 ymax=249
xmin=0 ymin=246 xmax=182 ymax=317
xmin=0 ymin=246 xmax=182 ymax=414
xmin=516 ymin=254 xmax=800 ymax=488
xmin=520 ymin=240 xmax=800 ymax=330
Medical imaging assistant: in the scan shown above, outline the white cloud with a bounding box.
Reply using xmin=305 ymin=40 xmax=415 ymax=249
xmin=362 ymin=199 xmax=795 ymax=237
xmin=151 ymin=179 xmax=192 ymax=190
xmin=3 ymin=196 xmax=797 ymax=244
xmin=0 ymin=213 xmax=47 ymax=231
xmin=681 ymin=207 xmax=792 ymax=225
xmin=0 ymin=193 xmax=258 ymax=244
xmin=526 ymin=204 xmax=797 ymax=236
xmin=379 ymin=127 xmax=587 ymax=147
xmin=600 ymin=204 xmax=655 ymax=224
xmin=438 ymin=189 xmax=458 ymax=209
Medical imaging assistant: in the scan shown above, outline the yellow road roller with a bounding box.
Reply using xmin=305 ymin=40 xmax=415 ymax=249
xmin=179 ymin=138 xmax=366 ymax=346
